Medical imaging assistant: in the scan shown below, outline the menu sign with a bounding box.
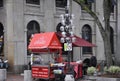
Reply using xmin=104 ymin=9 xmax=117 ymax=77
xmin=32 ymin=66 xmax=49 ymax=78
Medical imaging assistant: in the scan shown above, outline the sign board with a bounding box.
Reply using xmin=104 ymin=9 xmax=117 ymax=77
xmin=64 ymin=43 xmax=72 ymax=51
xmin=32 ymin=66 xmax=49 ymax=78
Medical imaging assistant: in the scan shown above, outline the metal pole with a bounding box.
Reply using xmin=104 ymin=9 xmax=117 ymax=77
xmin=66 ymin=0 xmax=72 ymax=74
xmin=67 ymin=51 xmax=71 ymax=72
xmin=64 ymin=0 xmax=75 ymax=81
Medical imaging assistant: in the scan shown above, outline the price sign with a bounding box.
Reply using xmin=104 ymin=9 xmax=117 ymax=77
xmin=32 ymin=66 xmax=49 ymax=78
xmin=64 ymin=43 xmax=72 ymax=51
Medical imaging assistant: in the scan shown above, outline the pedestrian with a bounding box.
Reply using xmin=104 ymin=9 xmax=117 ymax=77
xmin=90 ymin=54 xmax=97 ymax=67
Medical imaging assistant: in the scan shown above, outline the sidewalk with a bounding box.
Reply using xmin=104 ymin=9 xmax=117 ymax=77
xmin=6 ymin=73 xmax=89 ymax=81
xmin=6 ymin=73 xmax=24 ymax=81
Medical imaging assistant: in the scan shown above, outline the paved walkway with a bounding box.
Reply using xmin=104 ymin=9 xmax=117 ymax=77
xmin=6 ymin=73 xmax=89 ymax=81
xmin=6 ymin=73 xmax=24 ymax=81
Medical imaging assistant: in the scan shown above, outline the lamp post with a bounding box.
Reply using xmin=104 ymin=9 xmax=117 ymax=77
xmin=59 ymin=0 xmax=75 ymax=81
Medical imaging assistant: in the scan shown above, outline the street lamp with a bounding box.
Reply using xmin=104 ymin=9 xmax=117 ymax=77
xmin=59 ymin=0 xmax=75 ymax=81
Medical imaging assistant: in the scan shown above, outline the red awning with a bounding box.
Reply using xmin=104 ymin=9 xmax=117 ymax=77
xmin=28 ymin=32 xmax=62 ymax=53
xmin=73 ymin=35 xmax=96 ymax=47
xmin=56 ymin=32 xmax=96 ymax=47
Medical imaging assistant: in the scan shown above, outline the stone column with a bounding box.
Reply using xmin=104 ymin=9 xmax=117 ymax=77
xmin=5 ymin=0 xmax=15 ymax=72
xmin=5 ymin=0 xmax=26 ymax=73
xmin=116 ymin=0 xmax=120 ymax=65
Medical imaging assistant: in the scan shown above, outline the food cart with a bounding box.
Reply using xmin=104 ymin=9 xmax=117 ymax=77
xmin=28 ymin=32 xmax=66 ymax=81
xmin=28 ymin=32 xmax=84 ymax=81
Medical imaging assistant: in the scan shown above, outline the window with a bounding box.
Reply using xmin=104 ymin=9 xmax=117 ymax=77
xmin=81 ymin=0 xmax=94 ymax=10
xmin=111 ymin=0 xmax=117 ymax=13
xmin=111 ymin=5 xmax=114 ymax=13
xmin=27 ymin=21 xmax=40 ymax=55
xmin=110 ymin=27 xmax=114 ymax=54
xmin=0 ymin=0 xmax=3 ymax=7
xmin=56 ymin=0 xmax=67 ymax=8
xmin=26 ymin=0 xmax=40 ymax=5
xmin=82 ymin=25 xmax=92 ymax=54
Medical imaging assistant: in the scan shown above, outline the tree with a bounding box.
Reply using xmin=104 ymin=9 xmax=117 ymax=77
xmin=73 ymin=0 xmax=114 ymax=66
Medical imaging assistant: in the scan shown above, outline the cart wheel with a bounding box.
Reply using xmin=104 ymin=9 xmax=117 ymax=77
xmin=32 ymin=78 xmax=38 ymax=81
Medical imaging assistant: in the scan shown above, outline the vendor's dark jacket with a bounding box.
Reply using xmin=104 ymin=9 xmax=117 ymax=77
xmin=90 ymin=56 xmax=97 ymax=67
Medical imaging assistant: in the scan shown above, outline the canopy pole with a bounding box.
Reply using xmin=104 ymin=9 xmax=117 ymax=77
xmin=30 ymin=53 xmax=33 ymax=65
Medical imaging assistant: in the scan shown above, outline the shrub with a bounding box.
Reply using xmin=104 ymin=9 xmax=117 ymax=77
xmin=87 ymin=66 xmax=97 ymax=75
xmin=108 ymin=66 xmax=120 ymax=74
xmin=104 ymin=66 xmax=108 ymax=73
xmin=104 ymin=66 xmax=120 ymax=74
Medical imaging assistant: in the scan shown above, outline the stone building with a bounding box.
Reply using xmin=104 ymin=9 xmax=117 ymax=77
xmin=0 ymin=0 xmax=119 ymax=73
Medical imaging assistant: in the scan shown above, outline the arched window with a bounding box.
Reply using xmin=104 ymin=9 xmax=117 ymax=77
xmin=82 ymin=25 xmax=92 ymax=54
xmin=27 ymin=20 xmax=40 ymax=55
xmin=0 ymin=23 xmax=4 ymax=55
xmin=56 ymin=23 xmax=62 ymax=32
xmin=110 ymin=27 xmax=114 ymax=54
xmin=111 ymin=0 xmax=117 ymax=13
xmin=0 ymin=0 xmax=3 ymax=7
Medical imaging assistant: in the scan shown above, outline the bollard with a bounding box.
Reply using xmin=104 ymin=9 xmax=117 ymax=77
xmin=24 ymin=70 xmax=32 ymax=81
xmin=0 ymin=69 xmax=6 ymax=81
xmin=64 ymin=74 xmax=75 ymax=81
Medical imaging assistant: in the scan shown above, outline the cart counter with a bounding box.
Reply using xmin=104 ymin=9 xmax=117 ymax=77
xmin=32 ymin=63 xmax=65 ymax=79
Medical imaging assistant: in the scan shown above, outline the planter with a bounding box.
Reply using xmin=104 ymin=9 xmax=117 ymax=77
xmin=97 ymin=77 xmax=120 ymax=81
xmin=87 ymin=76 xmax=120 ymax=81
xmin=99 ymin=74 xmax=120 ymax=78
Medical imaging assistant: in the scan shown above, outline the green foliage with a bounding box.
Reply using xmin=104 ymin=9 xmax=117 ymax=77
xmin=87 ymin=66 xmax=97 ymax=75
xmin=108 ymin=66 xmax=120 ymax=74
xmin=74 ymin=0 xmax=85 ymax=4
xmin=104 ymin=66 xmax=120 ymax=74
xmin=104 ymin=66 xmax=108 ymax=73
xmin=79 ymin=0 xmax=85 ymax=3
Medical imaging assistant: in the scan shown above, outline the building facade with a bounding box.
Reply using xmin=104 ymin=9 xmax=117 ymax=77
xmin=0 ymin=0 xmax=119 ymax=73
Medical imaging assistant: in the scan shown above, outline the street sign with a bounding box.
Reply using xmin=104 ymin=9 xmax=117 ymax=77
xmin=64 ymin=43 xmax=72 ymax=51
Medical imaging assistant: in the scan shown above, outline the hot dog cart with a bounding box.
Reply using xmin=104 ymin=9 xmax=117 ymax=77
xmin=28 ymin=32 xmax=83 ymax=81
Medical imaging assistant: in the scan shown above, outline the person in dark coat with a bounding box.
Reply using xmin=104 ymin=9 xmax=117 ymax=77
xmin=83 ymin=58 xmax=90 ymax=75
xmin=90 ymin=54 xmax=97 ymax=67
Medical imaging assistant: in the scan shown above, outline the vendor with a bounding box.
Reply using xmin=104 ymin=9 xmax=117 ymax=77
xmin=52 ymin=53 xmax=63 ymax=63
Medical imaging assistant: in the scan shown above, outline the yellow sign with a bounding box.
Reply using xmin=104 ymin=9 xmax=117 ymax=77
xmin=64 ymin=43 xmax=72 ymax=51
